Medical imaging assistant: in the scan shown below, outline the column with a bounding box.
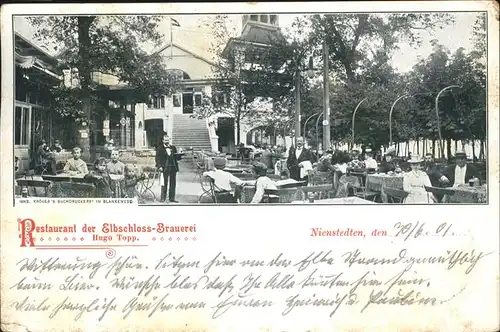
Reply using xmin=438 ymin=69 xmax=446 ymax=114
xmin=120 ymin=109 xmax=125 ymax=149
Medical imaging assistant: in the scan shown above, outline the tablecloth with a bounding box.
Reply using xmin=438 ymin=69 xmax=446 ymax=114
xmin=445 ymin=185 xmax=487 ymax=203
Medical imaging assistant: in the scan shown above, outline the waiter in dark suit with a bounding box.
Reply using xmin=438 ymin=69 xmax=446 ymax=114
xmin=287 ymin=136 xmax=316 ymax=183
xmin=441 ymin=151 xmax=479 ymax=187
xmin=156 ymin=135 xmax=181 ymax=203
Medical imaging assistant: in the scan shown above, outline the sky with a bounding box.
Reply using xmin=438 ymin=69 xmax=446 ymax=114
xmin=14 ymin=12 xmax=480 ymax=73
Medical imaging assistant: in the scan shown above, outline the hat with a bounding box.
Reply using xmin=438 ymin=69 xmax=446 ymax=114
xmin=213 ymin=157 xmax=227 ymax=169
xmin=384 ymin=146 xmax=396 ymax=156
xmin=365 ymin=148 xmax=373 ymax=154
xmin=351 ymin=149 xmax=360 ymax=154
xmin=455 ymin=151 xmax=467 ymax=159
xmin=252 ymin=162 xmax=268 ymax=175
xmin=408 ymin=155 xmax=424 ymax=163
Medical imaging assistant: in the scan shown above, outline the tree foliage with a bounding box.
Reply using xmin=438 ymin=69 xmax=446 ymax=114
xmin=194 ymin=15 xmax=297 ymax=143
xmin=27 ymin=16 xmax=178 ymax=117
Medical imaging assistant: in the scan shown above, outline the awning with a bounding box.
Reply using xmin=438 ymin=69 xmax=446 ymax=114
xmin=15 ymin=53 xmax=36 ymax=69
xmin=15 ymin=53 xmax=62 ymax=81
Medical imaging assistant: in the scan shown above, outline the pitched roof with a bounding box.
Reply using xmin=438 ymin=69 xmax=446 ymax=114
xmin=153 ymin=43 xmax=216 ymax=67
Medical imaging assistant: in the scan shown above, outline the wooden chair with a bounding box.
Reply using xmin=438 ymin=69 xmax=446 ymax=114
xmin=261 ymin=188 xmax=280 ymax=203
xmin=138 ymin=168 xmax=160 ymax=202
xmin=277 ymin=187 xmax=306 ymax=203
xmin=296 ymin=184 xmax=336 ymax=200
xmin=197 ymin=174 xmax=216 ymax=203
xmin=425 ymin=186 xmax=453 ymax=203
xmin=16 ymin=179 xmax=52 ymax=197
xmin=384 ymin=187 xmax=409 ymax=203
xmin=353 ymin=177 xmax=380 ymax=202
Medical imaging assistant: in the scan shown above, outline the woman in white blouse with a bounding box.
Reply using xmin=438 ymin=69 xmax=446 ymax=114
xmin=403 ymin=155 xmax=435 ymax=204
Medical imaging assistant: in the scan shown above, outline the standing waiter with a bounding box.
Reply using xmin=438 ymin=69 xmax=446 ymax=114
xmin=156 ymin=134 xmax=181 ymax=203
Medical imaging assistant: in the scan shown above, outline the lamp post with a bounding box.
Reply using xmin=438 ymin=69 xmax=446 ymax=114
xmin=389 ymin=94 xmax=409 ymax=146
xmin=315 ymin=113 xmax=324 ymax=157
xmin=435 ymin=85 xmax=460 ymax=159
xmin=294 ymin=55 xmax=316 ymax=142
xmin=351 ymin=97 xmax=368 ymax=150
xmin=303 ymin=112 xmax=321 ymax=141
xmin=305 ymin=43 xmax=330 ymax=151
xmin=294 ymin=64 xmax=301 ymax=141
xmin=322 ymin=42 xmax=330 ymax=151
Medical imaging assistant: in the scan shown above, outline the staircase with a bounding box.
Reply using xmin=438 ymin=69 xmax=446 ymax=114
xmin=172 ymin=114 xmax=213 ymax=151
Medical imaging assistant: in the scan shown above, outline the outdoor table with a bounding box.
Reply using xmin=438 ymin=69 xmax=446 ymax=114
xmin=42 ymin=173 xmax=87 ymax=183
xmin=291 ymin=197 xmax=376 ymax=204
xmin=224 ymin=168 xmax=249 ymax=174
xmin=440 ymin=185 xmax=487 ymax=203
xmin=239 ymin=178 xmax=306 ymax=203
xmin=366 ymin=173 xmax=404 ymax=203
xmin=43 ymin=173 xmax=124 ymax=198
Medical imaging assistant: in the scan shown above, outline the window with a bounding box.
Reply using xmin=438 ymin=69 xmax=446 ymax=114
xmin=214 ymin=91 xmax=227 ymax=106
xmin=148 ymin=96 xmax=165 ymax=109
xmin=270 ymin=15 xmax=278 ymax=25
xmin=194 ymin=93 xmax=202 ymax=107
xmin=15 ymin=106 xmax=30 ymax=145
xmin=173 ymin=94 xmax=181 ymax=107
xmin=250 ymin=15 xmax=258 ymax=21
xmin=260 ymin=15 xmax=268 ymax=24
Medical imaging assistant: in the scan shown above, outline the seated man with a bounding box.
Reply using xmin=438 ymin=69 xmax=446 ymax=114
xmin=203 ymin=157 xmax=244 ymax=203
xmin=250 ymin=162 xmax=278 ymax=204
xmin=63 ymin=147 xmax=89 ymax=174
xmin=423 ymin=153 xmax=449 ymax=187
xmin=442 ymin=151 xmax=479 ymax=187
xmin=35 ymin=139 xmax=56 ymax=174
xmin=51 ymin=139 xmax=64 ymax=153
xmin=363 ymin=148 xmax=378 ymax=170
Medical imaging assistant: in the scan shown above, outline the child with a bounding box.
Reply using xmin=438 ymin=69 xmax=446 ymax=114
xmin=106 ymin=149 xmax=125 ymax=175
xmin=84 ymin=157 xmax=114 ymax=198
xmin=122 ymin=164 xmax=145 ymax=198
xmin=63 ymin=147 xmax=89 ymax=174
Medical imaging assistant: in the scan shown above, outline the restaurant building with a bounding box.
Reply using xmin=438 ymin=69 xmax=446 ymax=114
xmin=14 ymin=32 xmax=63 ymax=171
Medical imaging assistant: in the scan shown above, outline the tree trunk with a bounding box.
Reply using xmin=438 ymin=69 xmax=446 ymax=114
xmin=416 ymin=138 xmax=420 ymax=155
xmin=77 ymin=17 xmax=94 ymax=161
xmin=479 ymin=139 xmax=484 ymax=160
xmin=446 ymin=138 xmax=452 ymax=160
xmin=432 ymin=139 xmax=436 ymax=158
xmin=472 ymin=139 xmax=476 ymax=161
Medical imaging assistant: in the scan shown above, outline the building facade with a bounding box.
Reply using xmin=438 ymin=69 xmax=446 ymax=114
xmin=14 ymin=32 xmax=63 ymax=171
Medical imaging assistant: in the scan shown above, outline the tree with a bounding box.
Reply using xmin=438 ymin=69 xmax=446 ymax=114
xmin=27 ymin=16 xmax=177 ymax=157
xmin=195 ymin=15 xmax=296 ymax=144
xmin=305 ymin=13 xmax=454 ymax=88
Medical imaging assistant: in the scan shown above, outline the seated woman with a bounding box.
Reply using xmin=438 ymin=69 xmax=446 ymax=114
xmin=84 ymin=157 xmax=114 ymax=198
xmin=379 ymin=147 xmax=397 ymax=174
xmin=250 ymin=162 xmax=278 ymax=204
xmin=403 ymin=155 xmax=436 ymax=204
xmin=203 ymin=157 xmax=244 ymax=203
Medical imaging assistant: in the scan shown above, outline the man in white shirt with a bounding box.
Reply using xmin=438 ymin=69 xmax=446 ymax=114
xmin=364 ymin=148 xmax=378 ymax=170
xmin=203 ymin=157 xmax=244 ymax=203
xmin=287 ymin=136 xmax=316 ymax=182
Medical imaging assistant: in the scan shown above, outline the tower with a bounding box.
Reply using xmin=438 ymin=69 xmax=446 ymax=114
xmin=222 ymin=14 xmax=284 ymax=59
